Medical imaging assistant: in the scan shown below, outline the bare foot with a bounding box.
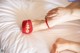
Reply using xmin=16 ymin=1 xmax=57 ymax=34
xmin=51 ymin=38 xmax=80 ymax=53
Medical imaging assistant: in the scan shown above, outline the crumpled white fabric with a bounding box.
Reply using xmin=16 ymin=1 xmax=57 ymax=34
xmin=0 ymin=0 xmax=76 ymax=53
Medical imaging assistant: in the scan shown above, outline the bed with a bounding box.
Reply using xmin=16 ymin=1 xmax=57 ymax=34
xmin=0 ymin=0 xmax=80 ymax=53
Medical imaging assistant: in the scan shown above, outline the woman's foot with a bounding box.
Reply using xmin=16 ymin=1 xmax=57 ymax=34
xmin=51 ymin=38 xmax=80 ymax=53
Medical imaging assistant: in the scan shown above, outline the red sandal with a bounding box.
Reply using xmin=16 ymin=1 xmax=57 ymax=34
xmin=22 ymin=20 xmax=33 ymax=34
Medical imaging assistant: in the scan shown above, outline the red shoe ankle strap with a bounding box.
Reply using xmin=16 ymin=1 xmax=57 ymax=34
xmin=45 ymin=18 xmax=50 ymax=29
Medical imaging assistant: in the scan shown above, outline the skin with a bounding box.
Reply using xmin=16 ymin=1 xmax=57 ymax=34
xmin=29 ymin=3 xmax=80 ymax=53
xmin=50 ymin=38 xmax=80 ymax=53
xmin=25 ymin=3 xmax=80 ymax=53
xmin=31 ymin=2 xmax=80 ymax=32
xmin=31 ymin=7 xmax=80 ymax=32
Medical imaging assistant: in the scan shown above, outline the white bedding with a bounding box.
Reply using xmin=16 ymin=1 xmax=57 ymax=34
xmin=0 ymin=0 xmax=80 ymax=53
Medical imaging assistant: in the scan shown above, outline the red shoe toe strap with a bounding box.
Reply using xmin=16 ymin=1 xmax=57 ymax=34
xmin=22 ymin=20 xmax=33 ymax=34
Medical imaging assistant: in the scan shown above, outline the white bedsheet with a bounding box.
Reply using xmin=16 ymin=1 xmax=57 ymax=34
xmin=0 ymin=0 xmax=80 ymax=53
